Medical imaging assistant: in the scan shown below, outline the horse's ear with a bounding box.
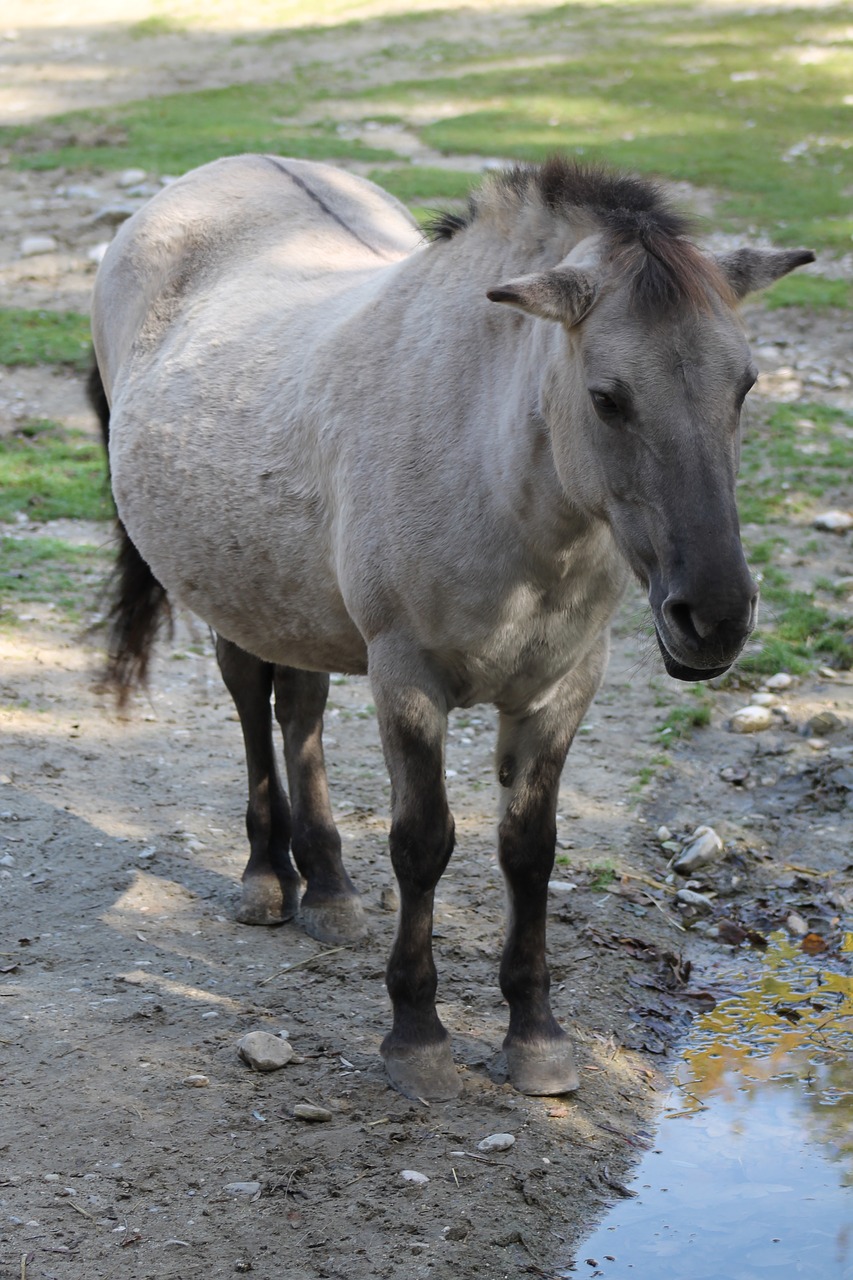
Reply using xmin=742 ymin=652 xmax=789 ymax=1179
xmin=715 ymin=247 xmax=815 ymax=300
xmin=487 ymin=268 xmax=598 ymax=326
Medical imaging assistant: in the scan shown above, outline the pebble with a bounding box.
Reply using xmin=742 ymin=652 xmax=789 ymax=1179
xmin=786 ymin=911 xmax=809 ymax=936
xmin=672 ymin=825 xmax=723 ymax=874
xmin=293 ymin=1103 xmax=332 ymax=1122
xmin=656 ymin=825 xmax=672 ymax=842
xmin=89 ymin=204 xmax=137 ymax=227
xmin=117 ymin=167 xmax=148 ymax=187
xmin=477 ymin=1132 xmax=516 ymax=1153
xmin=750 ymin=692 xmax=778 ymax=707
xmin=675 ymin=888 xmax=714 ymax=914
xmin=764 ymin=672 xmax=793 ymax=690
xmin=182 ymin=1074 xmax=210 ymax=1088
xmin=379 ymin=885 xmax=399 ymax=912
xmin=548 ymin=880 xmax=577 ymax=893
xmin=808 ymin=737 xmax=829 ymax=751
xmin=237 ymin=1031 xmax=294 ymax=1072
xmin=400 ymin=1170 xmax=429 ymax=1184
xmin=809 ymin=710 xmax=843 ymax=735
xmin=813 ymin=510 xmax=853 ymax=533
xmin=730 ymin=705 xmax=774 ymax=734
xmin=20 ymin=235 xmax=58 ymax=256
xmin=224 ymin=1182 xmax=261 ymax=1196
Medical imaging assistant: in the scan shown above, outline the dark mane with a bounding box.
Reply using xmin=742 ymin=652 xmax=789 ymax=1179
xmin=426 ymin=157 xmax=734 ymax=312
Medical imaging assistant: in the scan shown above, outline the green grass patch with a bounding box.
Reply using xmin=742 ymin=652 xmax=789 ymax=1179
xmin=128 ymin=15 xmax=188 ymax=37
xmin=656 ymin=702 xmax=712 ymax=741
xmin=589 ymin=859 xmax=617 ymax=891
xmin=740 ymin=581 xmax=852 ymax=674
xmin=738 ymin=402 xmax=853 ymax=525
xmin=0 ymin=4 xmax=849 ymax=248
xmin=367 ymin=165 xmax=481 ymax=204
xmin=360 ymin=4 xmax=853 ymax=250
xmin=738 ymin=401 xmax=853 ymax=672
xmin=0 ymin=421 xmax=112 ymax=522
xmin=762 ymin=276 xmax=853 ymax=311
xmin=0 ymin=535 xmax=110 ymax=627
xmin=0 ymin=82 xmax=402 ymax=175
xmin=0 ymin=309 xmax=92 ymax=372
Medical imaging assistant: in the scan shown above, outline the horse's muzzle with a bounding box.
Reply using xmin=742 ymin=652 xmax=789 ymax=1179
xmin=653 ymin=587 xmax=759 ymax=683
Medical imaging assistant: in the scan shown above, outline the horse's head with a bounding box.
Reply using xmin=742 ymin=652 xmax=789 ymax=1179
xmin=488 ymin=238 xmax=814 ymax=681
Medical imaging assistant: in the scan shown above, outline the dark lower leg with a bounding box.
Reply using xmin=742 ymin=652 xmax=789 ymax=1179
xmin=215 ymin=636 xmax=300 ymax=925
xmin=371 ymin=645 xmax=459 ymax=1099
xmin=274 ymin=667 xmax=365 ymax=943
xmin=497 ymin=726 xmax=578 ymax=1094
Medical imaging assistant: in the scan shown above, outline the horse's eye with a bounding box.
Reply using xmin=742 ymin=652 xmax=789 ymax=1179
xmin=590 ymin=389 xmax=621 ymax=419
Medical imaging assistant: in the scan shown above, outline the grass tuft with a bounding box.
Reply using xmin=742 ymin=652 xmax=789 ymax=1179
xmin=0 ymin=421 xmax=112 ymax=523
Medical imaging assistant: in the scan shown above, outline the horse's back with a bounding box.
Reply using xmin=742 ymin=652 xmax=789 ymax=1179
xmin=92 ymin=155 xmax=421 ymax=396
xmin=91 ymin=157 xmax=424 ymax=669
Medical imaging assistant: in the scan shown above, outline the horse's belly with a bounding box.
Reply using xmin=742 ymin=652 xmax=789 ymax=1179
xmin=111 ymin=429 xmax=368 ymax=673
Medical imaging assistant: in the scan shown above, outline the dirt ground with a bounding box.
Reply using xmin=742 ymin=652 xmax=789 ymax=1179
xmin=1 ymin=7 xmax=852 ymax=1280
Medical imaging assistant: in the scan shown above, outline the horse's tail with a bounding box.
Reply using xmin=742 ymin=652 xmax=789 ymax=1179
xmin=88 ymin=359 xmax=171 ymax=702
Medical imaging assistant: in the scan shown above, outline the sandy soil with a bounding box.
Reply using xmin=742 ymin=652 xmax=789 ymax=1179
xmin=1 ymin=7 xmax=851 ymax=1280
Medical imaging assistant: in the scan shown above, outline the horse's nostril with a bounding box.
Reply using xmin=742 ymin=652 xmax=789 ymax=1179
xmin=664 ymin=599 xmax=702 ymax=646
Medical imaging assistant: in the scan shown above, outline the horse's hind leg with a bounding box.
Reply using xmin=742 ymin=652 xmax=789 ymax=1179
xmin=273 ymin=667 xmax=367 ymax=944
xmin=215 ymin=636 xmax=301 ymax=925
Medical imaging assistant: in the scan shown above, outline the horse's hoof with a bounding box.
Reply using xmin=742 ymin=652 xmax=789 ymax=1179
xmin=381 ymin=1037 xmax=462 ymax=1102
xmin=300 ymin=893 xmax=368 ymax=944
xmin=236 ymin=872 xmax=300 ymax=926
xmin=504 ymin=1036 xmax=580 ymax=1096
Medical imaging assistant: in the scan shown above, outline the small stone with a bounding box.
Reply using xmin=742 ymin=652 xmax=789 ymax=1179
xmin=0 ymin=852 xmax=15 ymax=867
xmin=89 ymin=204 xmax=137 ymax=227
xmin=20 ymin=235 xmax=58 ymax=256
xmin=477 ymin=1132 xmax=516 ymax=1153
xmin=813 ymin=510 xmax=853 ymax=533
xmin=117 ymin=168 xmax=148 ymax=187
xmin=43 ymin=1173 xmax=60 ymax=1182
xmin=444 ymin=1222 xmax=471 ymax=1241
xmin=293 ymin=1103 xmax=332 ymax=1122
xmin=656 ymin=825 xmax=672 ymax=842
xmin=548 ymin=880 xmax=577 ymax=893
xmin=379 ymin=885 xmax=399 ymax=912
xmin=400 ymin=1169 xmax=429 ymax=1184
xmin=764 ymin=673 xmax=793 ymax=690
xmin=750 ymin=692 xmax=778 ymax=707
xmin=224 ymin=1182 xmax=261 ymax=1197
xmin=237 ymin=1031 xmax=294 ymax=1072
xmin=786 ymin=912 xmax=809 ymax=937
xmin=672 ymin=825 xmax=723 ymax=874
xmin=818 ymin=666 xmax=839 ymax=680
xmin=182 ymin=1074 xmax=210 ymax=1088
xmin=675 ymin=888 xmax=714 ymax=914
xmin=809 ymin=711 xmax=843 ymax=735
xmin=730 ymin=706 xmax=774 ymax=734
xmin=808 ymin=738 xmax=829 ymax=751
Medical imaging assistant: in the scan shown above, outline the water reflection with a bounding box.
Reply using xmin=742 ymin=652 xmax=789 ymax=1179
xmin=565 ymin=934 xmax=853 ymax=1278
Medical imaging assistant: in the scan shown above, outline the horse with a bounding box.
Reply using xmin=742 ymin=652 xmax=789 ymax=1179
xmin=89 ymin=154 xmax=813 ymax=1102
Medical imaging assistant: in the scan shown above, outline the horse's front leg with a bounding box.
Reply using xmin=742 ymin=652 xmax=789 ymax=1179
xmin=369 ymin=638 xmax=459 ymax=1101
xmin=497 ymin=641 xmax=609 ymax=1095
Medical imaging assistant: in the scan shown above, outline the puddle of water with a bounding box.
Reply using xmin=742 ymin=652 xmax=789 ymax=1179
xmin=565 ymin=933 xmax=853 ymax=1279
